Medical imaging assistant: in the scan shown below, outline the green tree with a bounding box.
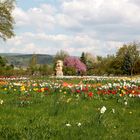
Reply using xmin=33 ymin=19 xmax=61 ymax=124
xmin=63 ymin=66 xmax=76 ymax=75
xmin=53 ymin=50 xmax=69 ymax=71
xmin=39 ymin=64 xmax=53 ymax=76
xmin=122 ymin=52 xmax=132 ymax=75
xmin=54 ymin=50 xmax=69 ymax=62
xmin=134 ymin=57 xmax=140 ymax=74
xmin=80 ymin=52 xmax=87 ymax=65
xmin=0 ymin=56 xmax=6 ymax=67
xmin=85 ymin=52 xmax=96 ymax=69
xmin=0 ymin=0 xmax=15 ymax=40
xmin=127 ymin=43 xmax=139 ymax=75
xmin=116 ymin=43 xmax=139 ymax=76
xmin=28 ymin=53 xmax=38 ymax=75
xmin=97 ymin=56 xmax=103 ymax=62
xmin=89 ymin=42 xmax=139 ymax=76
xmin=109 ymin=57 xmax=123 ymax=75
xmin=80 ymin=52 xmax=97 ymax=73
xmin=115 ymin=44 xmax=128 ymax=73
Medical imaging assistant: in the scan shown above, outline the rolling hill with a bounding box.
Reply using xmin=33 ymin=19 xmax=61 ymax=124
xmin=0 ymin=53 xmax=54 ymax=68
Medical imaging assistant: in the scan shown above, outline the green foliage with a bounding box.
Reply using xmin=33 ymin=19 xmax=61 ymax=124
xmin=80 ymin=52 xmax=96 ymax=72
xmin=122 ymin=52 xmax=132 ymax=75
xmin=28 ymin=54 xmax=38 ymax=75
xmin=0 ymin=56 xmax=6 ymax=67
xmin=0 ymin=0 xmax=15 ymax=40
xmin=29 ymin=54 xmax=37 ymax=68
xmin=80 ymin=52 xmax=87 ymax=65
xmin=92 ymin=55 xmax=116 ymax=76
xmin=39 ymin=64 xmax=53 ymax=76
xmin=0 ymin=56 xmax=15 ymax=76
xmin=63 ymin=66 xmax=77 ymax=75
xmin=92 ymin=42 xmax=140 ymax=76
xmin=134 ymin=57 xmax=140 ymax=74
xmin=118 ymin=43 xmax=140 ymax=75
xmin=54 ymin=50 xmax=69 ymax=62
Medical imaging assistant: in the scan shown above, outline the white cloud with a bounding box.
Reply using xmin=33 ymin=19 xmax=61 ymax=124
xmin=7 ymin=36 xmax=23 ymax=46
xmin=13 ymin=3 xmax=56 ymax=30
xmin=13 ymin=7 xmax=30 ymax=26
xmin=1 ymin=32 xmax=123 ymax=56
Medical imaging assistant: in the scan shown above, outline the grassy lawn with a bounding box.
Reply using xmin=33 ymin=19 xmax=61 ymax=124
xmin=0 ymin=78 xmax=140 ymax=140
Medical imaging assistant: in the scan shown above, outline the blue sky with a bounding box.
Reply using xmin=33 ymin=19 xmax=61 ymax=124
xmin=17 ymin=0 xmax=59 ymax=10
xmin=1 ymin=0 xmax=140 ymax=56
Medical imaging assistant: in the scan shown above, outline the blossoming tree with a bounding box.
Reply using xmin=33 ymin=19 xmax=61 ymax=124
xmin=64 ymin=56 xmax=87 ymax=75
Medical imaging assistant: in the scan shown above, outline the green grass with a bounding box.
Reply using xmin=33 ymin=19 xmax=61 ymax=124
xmin=0 ymin=91 xmax=140 ymax=140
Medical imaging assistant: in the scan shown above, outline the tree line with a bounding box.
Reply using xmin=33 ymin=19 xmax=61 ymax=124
xmin=53 ymin=42 xmax=140 ymax=76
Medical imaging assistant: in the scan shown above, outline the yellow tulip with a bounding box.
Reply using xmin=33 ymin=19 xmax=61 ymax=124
xmin=41 ymin=88 xmax=44 ymax=92
xmin=4 ymin=88 xmax=7 ymax=91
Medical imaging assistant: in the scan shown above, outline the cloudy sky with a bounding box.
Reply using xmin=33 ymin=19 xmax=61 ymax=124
xmin=0 ymin=0 xmax=140 ymax=56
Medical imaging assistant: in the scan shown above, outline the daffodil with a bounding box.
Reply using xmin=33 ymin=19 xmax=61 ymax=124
xmin=20 ymin=86 xmax=25 ymax=91
xmin=33 ymin=88 xmax=38 ymax=91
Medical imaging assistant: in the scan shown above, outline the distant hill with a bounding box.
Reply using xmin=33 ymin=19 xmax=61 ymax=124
xmin=0 ymin=53 xmax=54 ymax=68
xmin=0 ymin=53 xmax=22 ymax=56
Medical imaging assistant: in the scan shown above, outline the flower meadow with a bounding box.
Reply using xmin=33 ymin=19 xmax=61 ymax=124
xmin=0 ymin=76 xmax=140 ymax=140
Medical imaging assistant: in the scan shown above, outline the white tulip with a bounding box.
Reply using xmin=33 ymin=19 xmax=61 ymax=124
xmin=124 ymin=101 xmax=127 ymax=105
xmin=0 ymin=99 xmax=3 ymax=105
xmin=100 ymin=106 xmax=107 ymax=114
xmin=66 ymin=123 xmax=71 ymax=127
xmin=77 ymin=123 xmax=81 ymax=127
xmin=112 ymin=109 xmax=115 ymax=113
xmin=129 ymin=94 xmax=133 ymax=97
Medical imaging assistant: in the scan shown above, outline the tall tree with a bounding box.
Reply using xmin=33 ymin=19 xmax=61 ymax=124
xmin=80 ymin=52 xmax=87 ymax=65
xmin=116 ymin=43 xmax=139 ymax=76
xmin=0 ymin=0 xmax=15 ymax=40
xmin=29 ymin=53 xmax=37 ymax=68
xmin=54 ymin=50 xmax=69 ymax=62
xmin=29 ymin=53 xmax=38 ymax=75
xmin=122 ymin=52 xmax=132 ymax=75
xmin=85 ymin=52 xmax=97 ymax=69
xmin=127 ymin=43 xmax=139 ymax=75
xmin=134 ymin=57 xmax=140 ymax=74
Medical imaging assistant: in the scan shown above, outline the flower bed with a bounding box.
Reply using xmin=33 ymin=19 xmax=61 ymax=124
xmin=0 ymin=77 xmax=139 ymax=98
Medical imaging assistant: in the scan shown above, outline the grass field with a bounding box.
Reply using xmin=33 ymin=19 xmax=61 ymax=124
xmin=0 ymin=77 xmax=140 ymax=140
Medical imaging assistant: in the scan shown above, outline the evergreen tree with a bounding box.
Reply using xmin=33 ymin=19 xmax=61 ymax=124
xmin=80 ymin=52 xmax=86 ymax=65
xmin=122 ymin=52 xmax=131 ymax=75
xmin=116 ymin=42 xmax=139 ymax=76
